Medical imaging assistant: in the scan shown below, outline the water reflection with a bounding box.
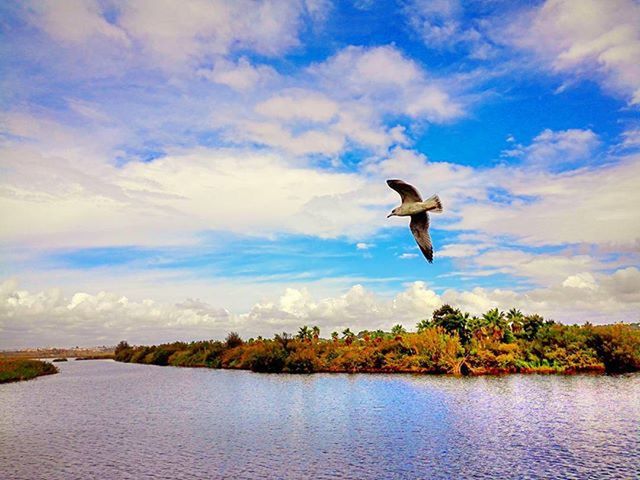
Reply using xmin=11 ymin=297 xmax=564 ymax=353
xmin=1 ymin=361 xmax=638 ymax=479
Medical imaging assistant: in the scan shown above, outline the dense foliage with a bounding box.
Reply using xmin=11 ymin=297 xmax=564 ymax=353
xmin=114 ymin=307 xmax=640 ymax=375
xmin=0 ymin=359 xmax=58 ymax=383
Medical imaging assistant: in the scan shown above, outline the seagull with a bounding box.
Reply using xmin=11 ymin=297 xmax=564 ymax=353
xmin=386 ymin=179 xmax=443 ymax=263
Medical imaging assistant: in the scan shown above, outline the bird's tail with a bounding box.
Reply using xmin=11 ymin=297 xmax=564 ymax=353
xmin=423 ymin=194 xmax=443 ymax=213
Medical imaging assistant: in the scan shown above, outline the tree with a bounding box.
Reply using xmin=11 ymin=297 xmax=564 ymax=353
xmin=391 ymin=324 xmax=407 ymax=336
xmin=432 ymin=305 xmax=460 ymax=324
xmin=297 ymin=325 xmax=312 ymax=341
xmin=482 ymin=308 xmax=507 ymax=341
xmin=225 ymin=332 xmax=243 ymax=349
xmin=519 ymin=314 xmax=545 ymax=340
xmin=506 ymin=308 xmax=524 ymax=334
xmin=416 ymin=319 xmax=432 ymax=332
xmin=312 ymin=325 xmax=320 ymax=340
xmin=452 ymin=311 xmax=473 ymax=344
xmin=331 ymin=331 xmax=339 ymax=342
xmin=115 ymin=340 xmax=130 ymax=355
xmin=342 ymin=328 xmax=356 ymax=345
xmin=431 ymin=306 xmax=472 ymax=344
xmin=274 ymin=332 xmax=292 ymax=352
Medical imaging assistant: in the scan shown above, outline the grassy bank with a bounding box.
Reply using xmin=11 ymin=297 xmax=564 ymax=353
xmin=0 ymin=359 xmax=58 ymax=383
xmin=114 ymin=306 xmax=640 ymax=376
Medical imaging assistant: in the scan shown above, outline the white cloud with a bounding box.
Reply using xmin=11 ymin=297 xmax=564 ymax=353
xmin=404 ymin=0 xmax=495 ymax=59
xmin=309 ymin=45 xmax=465 ymax=122
xmin=472 ymin=249 xmax=604 ymax=285
xmin=508 ymin=0 xmax=640 ymax=104
xmin=222 ymin=45 xmax=466 ymax=157
xmin=2 ymin=268 xmax=639 ymax=348
xmin=438 ymin=243 xmax=483 ymax=258
xmin=255 ymin=89 xmax=339 ymax=122
xmin=502 ymin=128 xmax=600 ymax=168
xmin=619 ymin=128 xmax=640 ymax=150
xmin=0 ymin=145 xmax=380 ymax=247
xmin=27 ymin=0 xmax=324 ymax=72
xmin=197 ymin=57 xmax=277 ymax=91
xmin=451 ymin=154 xmax=640 ymax=247
xmin=399 ymin=253 xmax=418 ymax=259
xmin=29 ymin=0 xmax=129 ymax=45
xmin=356 ymin=242 xmax=372 ymax=250
xmin=562 ymin=272 xmax=597 ymax=290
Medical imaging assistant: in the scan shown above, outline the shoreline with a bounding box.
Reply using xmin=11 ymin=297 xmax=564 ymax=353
xmin=123 ymin=361 xmax=612 ymax=377
xmin=0 ymin=359 xmax=59 ymax=384
xmin=113 ymin=319 xmax=639 ymax=376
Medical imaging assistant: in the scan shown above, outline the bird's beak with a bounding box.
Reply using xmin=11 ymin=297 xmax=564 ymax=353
xmin=387 ymin=213 xmax=393 ymax=218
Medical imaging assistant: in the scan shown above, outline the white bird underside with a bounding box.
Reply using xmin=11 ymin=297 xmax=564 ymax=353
xmin=387 ymin=179 xmax=443 ymax=263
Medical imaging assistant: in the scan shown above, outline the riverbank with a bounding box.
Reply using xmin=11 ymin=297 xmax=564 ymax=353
xmin=114 ymin=308 xmax=640 ymax=376
xmin=0 ymin=359 xmax=58 ymax=383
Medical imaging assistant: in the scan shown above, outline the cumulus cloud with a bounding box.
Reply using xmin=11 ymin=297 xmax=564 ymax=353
xmin=502 ymin=128 xmax=601 ymax=169
xmin=218 ymin=45 xmax=466 ymax=156
xmin=2 ymin=269 xmax=639 ymax=348
xmin=197 ymin=57 xmax=278 ymax=91
xmin=309 ymin=45 xmax=465 ymax=122
xmin=255 ymin=89 xmax=339 ymax=123
xmin=507 ymin=0 xmax=640 ymax=104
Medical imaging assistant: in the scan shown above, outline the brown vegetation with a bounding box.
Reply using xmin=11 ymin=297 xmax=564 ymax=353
xmin=114 ymin=306 xmax=640 ymax=376
xmin=0 ymin=359 xmax=58 ymax=383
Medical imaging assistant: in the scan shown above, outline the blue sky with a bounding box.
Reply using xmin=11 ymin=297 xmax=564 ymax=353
xmin=1 ymin=0 xmax=639 ymax=348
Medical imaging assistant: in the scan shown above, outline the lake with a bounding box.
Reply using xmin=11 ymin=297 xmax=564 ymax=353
xmin=0 ymin=360 xmax=638 ymax=479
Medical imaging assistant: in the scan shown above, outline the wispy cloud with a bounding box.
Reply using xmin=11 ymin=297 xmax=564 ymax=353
xmin=506 ymin=0 xmax=640 ymax=104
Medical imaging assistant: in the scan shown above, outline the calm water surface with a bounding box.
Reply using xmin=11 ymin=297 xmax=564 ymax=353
xmin=0 ymin=360 xmax=638 ymax=479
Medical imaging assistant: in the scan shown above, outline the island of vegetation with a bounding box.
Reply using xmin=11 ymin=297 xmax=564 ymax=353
xmin=115 ymin=306 xmax=640 ymax=375
xmin=0 ymin=359 xmax=58 ymax=383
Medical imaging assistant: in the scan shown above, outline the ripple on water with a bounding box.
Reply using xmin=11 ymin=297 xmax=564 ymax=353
xmin=0 ymin=361 xmax=639 ymax=479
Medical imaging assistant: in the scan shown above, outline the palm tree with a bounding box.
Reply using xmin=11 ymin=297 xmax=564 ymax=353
xmin=468 ymin=315 xmax=487 ymax=341
xmin=521 ymin=314 xmax=545 ymax=340
xmin=416 ymin=319 xmax=431 ymax=332
xmin=312 ymin=325 xmax=320 ymax=341
xmin=297 ymin=325 xmax=312 ymax=341
xmin=482 ymin=308 xmax=507 ymax=341
xmin=506 ymin=308 xmax=524 ymax=329
xmin=452 ymin=311 xmax=472 ymax=344
xmin=391 ymin=324 xmax=406 ymax=336
xmin=342 ymin=328 xmax=356 ymax=345
xmin=274 ymin=332 xmax=292 ymax=352
xmin=331 ymin=331 xmax=339 ymax=342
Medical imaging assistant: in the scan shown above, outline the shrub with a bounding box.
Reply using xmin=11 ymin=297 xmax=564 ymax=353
xmin=590 ymin=324 xmax=640 ymax=373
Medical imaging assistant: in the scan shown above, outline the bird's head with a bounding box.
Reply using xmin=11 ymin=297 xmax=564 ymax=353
xmin=387 ymin=208 xmax=398 ymax=218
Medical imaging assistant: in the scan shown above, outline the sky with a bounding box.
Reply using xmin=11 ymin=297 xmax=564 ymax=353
xmin=1 ymin=0 xmax=639 ymax=349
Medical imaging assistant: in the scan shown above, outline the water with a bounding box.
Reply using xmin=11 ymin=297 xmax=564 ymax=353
xmin=1 ymin=360 xmax=638 ymax=479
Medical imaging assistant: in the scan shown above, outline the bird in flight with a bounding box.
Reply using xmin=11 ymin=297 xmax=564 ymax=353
xmin=386 ymin=179 xmax=443 ymax=263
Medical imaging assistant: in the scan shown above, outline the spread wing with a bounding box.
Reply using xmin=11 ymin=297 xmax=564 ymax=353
xmin=387 ymin=179 xmax=422 ymax=204
xmin=409 ymin=212 xmax=433 ymax=263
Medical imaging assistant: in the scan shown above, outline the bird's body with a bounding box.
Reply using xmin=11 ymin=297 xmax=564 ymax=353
xmin=386 ymin=179 xmax=442 ymax=263
xmin=391 ymin=199 xmax=441 ymax=217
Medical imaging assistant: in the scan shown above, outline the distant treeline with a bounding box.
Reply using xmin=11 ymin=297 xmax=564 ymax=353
xmin=115 ymin=306 xmax=640 ymax=375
